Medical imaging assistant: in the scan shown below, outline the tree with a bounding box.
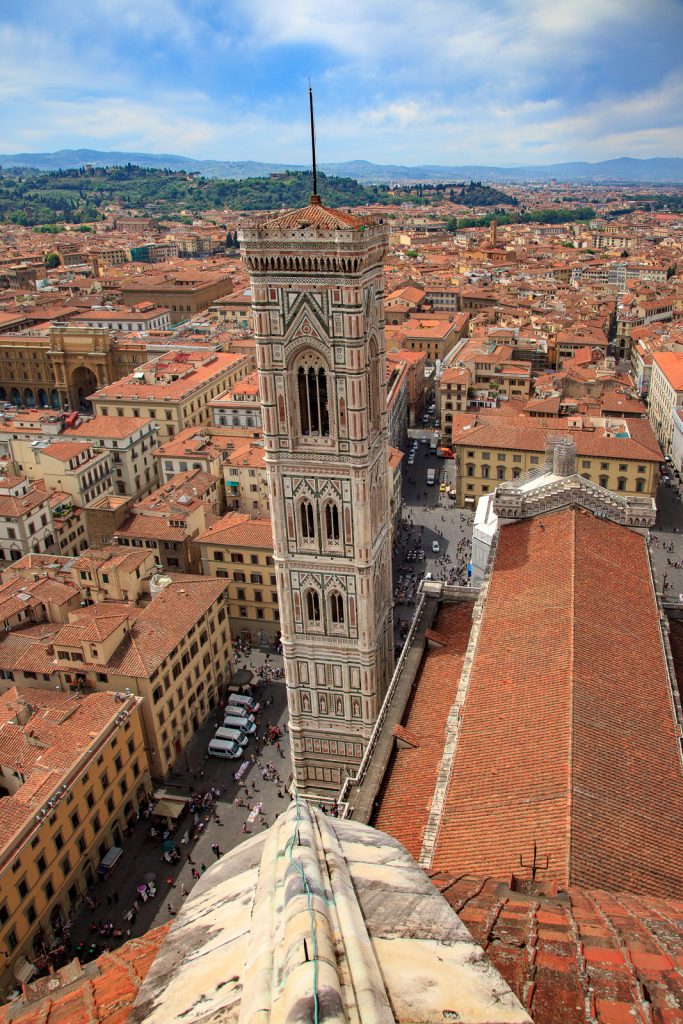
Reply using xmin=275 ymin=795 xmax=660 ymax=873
xmin=44 ymin=252 xmax=60 ymax=269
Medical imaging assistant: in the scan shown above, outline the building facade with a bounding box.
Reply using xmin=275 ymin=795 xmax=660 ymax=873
xmin=240 ymin=197 xmax=394 ymax=798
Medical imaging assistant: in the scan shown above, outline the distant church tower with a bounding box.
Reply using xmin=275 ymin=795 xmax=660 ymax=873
xmin=239 ymin=187 xmax=394 ymax=798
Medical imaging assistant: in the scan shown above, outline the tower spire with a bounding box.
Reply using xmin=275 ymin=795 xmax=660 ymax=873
xmin=308 ymin=83 xmax=321 ymax=206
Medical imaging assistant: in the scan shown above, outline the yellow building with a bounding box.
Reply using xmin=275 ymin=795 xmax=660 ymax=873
xmin=0 ymin=325 xmax=147 ymax=412
xmin=0 ymin=574 xmax=232 ymax=780
xmin=197 ymin=513 xmax=278 ymax=642
xmin=91 ymin=350 xmax=253 ymax=442
xmin=0 ymin=687 xmax=149 ymax=997
xmin=451 ymin=416 xmax=662 ymax=507
xmin=12 ymin=439 xmax=113 ymax=508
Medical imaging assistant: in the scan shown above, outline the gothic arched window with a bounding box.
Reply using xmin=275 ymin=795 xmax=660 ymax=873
xmin=300 ymin=500 xmax=315 ymax=541
xmin=329 ymin=591 xmax=344 ymax=625
xmin=325 ymin=502 xmax=340 ymax=543
xmin=297 ymin=362 xmax=330 ymax=437
xmin=305 ymin=589 xmax=321 ymax=624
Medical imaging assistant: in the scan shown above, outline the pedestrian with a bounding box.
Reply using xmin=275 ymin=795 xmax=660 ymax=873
xmin=167 ymin=904 xmax=175 ymax=916
xmin=187 ymin=853 xmax=195 ymax=865
xmin=242 ymin=822 xmax=250 ymax=833
xmin=192 ymin=868 xmax=200 ymax=880
xmin=181 ymin=884 xmax=188 ymax=897
xmin=200 ymin=863 xmax=207 ymax=874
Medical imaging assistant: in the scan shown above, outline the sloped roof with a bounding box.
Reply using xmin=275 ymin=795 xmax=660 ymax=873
xmin=258 ymin=199 xmax=374 ymax=232
xmin=428 ymin=508 xmax=683 ymax=898
xmin=0 ymin=927 xmax=168 ymax=1024
xmin=432 ymin=875 xmax=683 ymax=1024
xmin=372 ymin=601 xmax=473 ymax=860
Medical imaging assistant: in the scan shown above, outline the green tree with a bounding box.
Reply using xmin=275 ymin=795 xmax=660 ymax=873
xmin=44 ymin=252 xmax=60 ymax=269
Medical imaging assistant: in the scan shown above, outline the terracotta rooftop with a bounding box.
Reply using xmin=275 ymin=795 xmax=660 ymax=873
xmin=432 ymin=874 xmax=683 ymax=1024
xmin=427 ymin=508 xmax=683 ymax=897
xmin=197 ymin=512 xmax=272 ymax=550
xmin=0 ymin=926 xmax=168 ymax=1024
xmin=256 ymin=199 xmax=376 ymax=232
xmin=372 ymin=601 xmax=473 ymax=860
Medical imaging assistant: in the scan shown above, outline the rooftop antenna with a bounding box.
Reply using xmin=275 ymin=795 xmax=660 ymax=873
xmin=308 ymin=82 xmax=320 ymax=205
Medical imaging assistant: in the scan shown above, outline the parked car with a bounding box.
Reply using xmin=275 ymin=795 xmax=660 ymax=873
xmin=432 ymin=540 xmax=440 ymax=553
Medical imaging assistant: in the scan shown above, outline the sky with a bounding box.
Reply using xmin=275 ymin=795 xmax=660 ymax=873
xmin=1 ymin=0 xmax=683 ymax=167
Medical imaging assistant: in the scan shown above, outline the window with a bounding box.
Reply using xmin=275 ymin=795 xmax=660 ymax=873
xmin=60 ymin=856 xmax=71 ymax=877
xmin=37 ymin=855 xmax=46 ymax=873
xmin=250 ymin=572 xmax=262 ymax=584
xmin=497 ymin=466 xmax=506 ymax=480
xmin=214 ymin=551 xmax=224 ymax=562
xmin=0 ymin=904 xmax=8 ymax=926
xmin=300 ymin=500 xmax=315 ymax=540
xmin=297 ymin=363 xmax=330 ymax=436
xmin=305 ymin=589 xmax=321 ymax=623
xmin=86 ymin=791 xmax=95 ymax=809
xmin=324 ymin=502 xmax=340 ymax=542
xmin=329 ymin=592 xmax=344 ymax=624
xmin=617 ymin=477 xmax=627 ymax=491
xmin=466 ymin=464 xmax=474 ymax=478
xmin=92 ymin=815 xmax=100 ymax=834
xmin=481 ymin=464 xmax=490 ymax=479
xmin=70 ymin=810 xmax=80 ymax=830
xmin=77 ymin=834 xmax=86 ymax=854
xmin=600 ymin=462 xmax=609 ymax=470
xmin=513 ymin=454 xmax=522 ymax=463
xmin=635 ymin=478 xmax=645 ymax=493
xmin=26 ymin=904 xmax=36 ymax=925
xmin=233 ymin=571 xmax=245 ymax=582
xmin=231 ymin=553 xmax=244 ymax=564
xmin=7 ymin=930 xmax=17 ymax=952
xmin=43 ymin=879 xmax=54 ymax=900
xmin=581 ymin=460 xmax=590 ymax=469
xmin=529 ymin=456 xmax=539 ymax=465
xmin=599 ymin=475 xmax=609 ymax=488
xmin=54 ymin=832 xmax=64 ymax=851
xmin=17 ymin=879 xmax=28 ymax=899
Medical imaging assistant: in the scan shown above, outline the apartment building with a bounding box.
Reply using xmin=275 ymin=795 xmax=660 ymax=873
xmin=451 ymin=415 xmax=662 ymax=506
xmin=64 ymin=415 xmax=159 ymax=499
xmin=119 ymin=268 xmax=233 ymax=324
xmin=91 ymin=350 xmax=253 ymax=442
xmin=648 ymin=351 xmax=683 ymax=455
xmin=14 ymin=440 xmax=113 ymax=509
xmin=197 ymin=514 xmax=277 ymax=642
xmin=113 ymin=471 xmax=218 ymax=572
xmin=0 ymin=574 xmax=231 ymax=779
xmin=222 ymin=442 xmax=269 ymax=516
xmin=0 ymin=475 xmax=56 ymax=564
xmin=155 ymin=426 xmax=234 ymax=487
xmin=0 ymin=688 xmax=149 ymax=997
xmin=209 ymin=371 xmax=262 ymax=430
xmin=388 ymin=315 xmax=469 ymax=365
xmin=69 ymin=305 xmax=171 ymax=333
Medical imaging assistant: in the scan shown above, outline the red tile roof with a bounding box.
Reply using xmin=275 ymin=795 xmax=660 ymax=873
xmin=259 ymin=200 xmax=374 ymax=231
xmin=429 ymin=509 xmax=683 ymax=897
xmin=197 ymin=512 xmax=273 ymax=550
xmin=372 ymin=601 xmax=473 ymax=860
xmin=432 ymin=875 xmax=683 ymax=1024
xmin=0 ymin=926 xmax=168 ymax=1024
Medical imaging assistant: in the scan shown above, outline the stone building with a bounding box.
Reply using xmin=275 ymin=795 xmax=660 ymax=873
xmin=239 ymin=196 xmax=394 ymax=798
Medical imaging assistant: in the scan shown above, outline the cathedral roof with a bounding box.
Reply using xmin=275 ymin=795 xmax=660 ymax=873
xmin=258 ymin=197 xmax=377 ymax=232
xmin=128 ymin=801 xmax=530 ymax=1024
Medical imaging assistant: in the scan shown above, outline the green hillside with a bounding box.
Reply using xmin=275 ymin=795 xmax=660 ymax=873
xmin=0 ymin=165 xmax=393 ymax=226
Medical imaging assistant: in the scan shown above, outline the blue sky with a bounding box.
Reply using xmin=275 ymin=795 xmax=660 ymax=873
xmin=1 ymin=0 xmax=683 ymax=165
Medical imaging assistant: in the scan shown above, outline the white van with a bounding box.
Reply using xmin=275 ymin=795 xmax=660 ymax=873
xmin=228 ymin=693 xmax=261 ymax=715
xmin=214 ymin=726 xmax=248 ymax=748
xmin=223 ymin=713 xmax=256 ymax=734
xmin=208 ymin=738 xmax=241 ymax=759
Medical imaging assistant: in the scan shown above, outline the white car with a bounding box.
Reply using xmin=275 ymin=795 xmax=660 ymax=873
xmin=432 ymin=540 xmax=440 ymax=553
xmin=424 ymin=572 xmax=433 ymax=581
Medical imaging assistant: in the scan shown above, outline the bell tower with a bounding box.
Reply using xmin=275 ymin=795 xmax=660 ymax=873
xmin=239 ymin=198 xmax=394 ymax=798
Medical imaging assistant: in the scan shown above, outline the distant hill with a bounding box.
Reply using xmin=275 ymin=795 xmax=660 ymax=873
xmin=1 ymin=150 xmax=683 ymax=183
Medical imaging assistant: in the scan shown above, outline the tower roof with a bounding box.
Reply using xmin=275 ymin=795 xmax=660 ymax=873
xmin=258 ymin=198 xmax=377 ymax=232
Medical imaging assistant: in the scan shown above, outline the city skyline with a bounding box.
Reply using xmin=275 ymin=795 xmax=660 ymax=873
xmin=1 ymin=0 xmax=683 ymax=166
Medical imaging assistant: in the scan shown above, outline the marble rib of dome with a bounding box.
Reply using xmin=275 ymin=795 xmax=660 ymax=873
xmin=129 ymin=801 xmax=530 ymax=1024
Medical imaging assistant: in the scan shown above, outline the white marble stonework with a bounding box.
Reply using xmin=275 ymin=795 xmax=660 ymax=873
xmin=129 ymin=802 xmax=531 ymax=1024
